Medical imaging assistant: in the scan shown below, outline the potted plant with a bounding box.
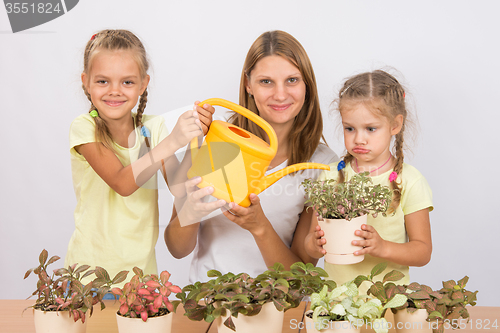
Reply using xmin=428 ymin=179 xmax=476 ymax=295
xmin=302 ymin=172 xmax=392 ymax=264
xmin=306 ymin=278 xmax=407 ymax=333
xmin=177 ymin=262 xmax=335 ymax=333
xmin=355 ymin=262 xmax=479 ymax=333
xmin=389 ymin=277 xmax=478 ymax=333
xmin=110 ymin=266 xmax=182 ymax=333
xmin=24 ymin=249 xmax=128 ymax=333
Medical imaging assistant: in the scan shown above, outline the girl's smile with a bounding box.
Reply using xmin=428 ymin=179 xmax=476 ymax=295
xmin=82 ymin=49 xmax=149 ymax=125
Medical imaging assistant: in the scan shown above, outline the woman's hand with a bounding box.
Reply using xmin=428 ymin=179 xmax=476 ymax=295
xmin=177 ymin=177 xmax=226 ymax=226
xmin=222 ymin=193 xmax=269 ymax=236
xmin=352 ymin=224 xmax=387 ymax=257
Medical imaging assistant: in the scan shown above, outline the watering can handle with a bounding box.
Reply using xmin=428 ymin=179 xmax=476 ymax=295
xmin=189 ymin=98 xmax=278 ymax=154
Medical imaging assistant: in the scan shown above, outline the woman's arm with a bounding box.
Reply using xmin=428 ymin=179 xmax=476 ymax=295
xmin=164 ymin=177 xmax=226 ymax=258
xmin=223 ymin=194 xmax=318 ymax=270
xmin=353 ymin=208 xmax=432 ymax=266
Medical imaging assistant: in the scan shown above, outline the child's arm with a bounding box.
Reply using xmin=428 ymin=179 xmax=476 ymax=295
xmin=304 ymin=213 xmax=327 ymax=259
xmin=353 ymin=208 xmax=432 ymax=266
xmin=77 ymin=109 xmax=202 ymax=196
xmin=163 ymin=102 xmax=215 ymax=198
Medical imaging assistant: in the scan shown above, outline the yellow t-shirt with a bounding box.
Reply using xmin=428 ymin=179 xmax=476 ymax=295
xmin=65 ymin=113 xmax=169 ymax=286
xmin=319 ymin=161 xmax=433 ymax=290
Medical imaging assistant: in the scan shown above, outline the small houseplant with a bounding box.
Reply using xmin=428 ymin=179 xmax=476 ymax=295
xmin=307 ymin=279 xmax=407 ymax=333
xmin=302 ymin=172 xmax=392 ymax=264
xmin=177 ymin=262 xmax=336 ymax=332
xmin=389 ymin=277 xmax=478 ymax=333
xmin=24 ymin=249 xmax=128 ymax=332
xmin=110 ymin=266 xmax=182 ymax=333
xmin=355 ymin=262 xmax=479 ymax=333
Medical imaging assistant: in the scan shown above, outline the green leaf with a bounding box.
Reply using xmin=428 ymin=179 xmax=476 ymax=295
xmin=409 ymin=291 xmax=431 ymax=300
xmin=46 ymin=255 xmax=61 ymax=266
xmin=382 ymin=270 xmax=405 ymax=283
xmin=224 ymin=316 xmax=236 ymax=331
xmin=384 ymin=294 xmax=408 ymax=309
xmin=370 ymin=262 xmax=387 ymax=279
xmin=133 ymin=267 xmax=143 ymax=277
xmin=207 ymin=270 xmax=222 ymax=278
xmin=354 ymin=275 xmax=369 ymax=287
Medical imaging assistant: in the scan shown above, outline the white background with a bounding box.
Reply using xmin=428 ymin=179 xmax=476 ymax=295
xmin=1 ymin=1 xmax=499 ymax=305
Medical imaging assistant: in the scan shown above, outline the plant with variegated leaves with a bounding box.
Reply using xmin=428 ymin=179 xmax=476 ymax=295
xmin=177 ymin=262 xmax=335 ymax=331
xmin=23 ymin=249 xmax=128 ymax=323
xmin=111 ymin=267 xmax=182 ymax=322
xmin=310 ymin=277 xmax=407 ymax=333
xmin=353 ymin=262 xmax=409 ymax=316
xmin=390 ymin=277 xmax=478 ymax=333
xmin=302 ymin=172 xmax=393 ymax=220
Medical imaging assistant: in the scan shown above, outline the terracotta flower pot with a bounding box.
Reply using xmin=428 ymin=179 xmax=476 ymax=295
xmin=33 ymin=309 xmax=87 ymax=333
xmin=216 ymin=302 xmax=284 ymax=333
xmin=394 ymin=309 xmax=432 ymax=333
xmin=318 ymin=214 xmax=366 ymax=265
xmin=304 ymin=311 xmax=361 ymax=333
xmin=115 ymin=312 xmax=173 ymax=333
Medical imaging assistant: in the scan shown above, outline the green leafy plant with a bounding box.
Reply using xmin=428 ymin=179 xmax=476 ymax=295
xmin=111 ymin=267 xmax=182 ymax=322
xmin=390 ymin=277 xmax=478 ymax=333
xmin=177 ymin=262 xmax=335 ymax=332
xmin=24 ymin=249 xmax=128 ymax=323
xmin=310 ymin=279 xmax=407 ymax=333
xmin=354 ymin=262 xmax=479 ymax=333
xmin=302 ymin=172 xmax=392 ymax=220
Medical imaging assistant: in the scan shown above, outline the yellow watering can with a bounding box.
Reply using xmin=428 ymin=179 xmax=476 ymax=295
xmin=187 ymin=98 xmax=330 ymax=207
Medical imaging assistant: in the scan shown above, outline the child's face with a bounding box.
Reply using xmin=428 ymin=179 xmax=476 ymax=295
xmin=81 ymin=49 xmax=149 ymax=124
xmin=245 ymin=55 xmax=306 ymax=132
xmin=341 ymin=103 xmax=402 ymax=169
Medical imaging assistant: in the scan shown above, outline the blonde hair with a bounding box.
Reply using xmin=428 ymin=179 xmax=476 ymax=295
xmin=337 ymin=70 xmax=408 ymax=213
xmin=229 ymin=30 xmax=325 ymax=166
xmin=82 ymin=29 xmax=150 ymax=153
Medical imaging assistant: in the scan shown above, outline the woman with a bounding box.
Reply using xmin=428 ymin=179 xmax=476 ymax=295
xmin=165 ymin=30 xmax=338 ymax=282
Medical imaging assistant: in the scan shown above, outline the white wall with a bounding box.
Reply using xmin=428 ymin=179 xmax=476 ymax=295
xmin=1 ymin=0 xmax=498 ymax=305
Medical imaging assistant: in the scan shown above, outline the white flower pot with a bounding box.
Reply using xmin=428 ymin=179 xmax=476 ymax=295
xmin=216 ymin=302 xmax=284 ymax=333
xmin=33 ymin=309 xmax=87 ymax=333
xmin=115 ymin=312 xmax=173 ymax=333
xmin=394 ymin=309 xmax=432 ymax=333
xmin=304 ymin=311 xmax=361 ymax=333
xmin=318 ymin=215 xmax=366 ymax=265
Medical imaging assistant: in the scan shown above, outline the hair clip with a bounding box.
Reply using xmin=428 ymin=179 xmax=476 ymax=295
xmin=89 ymin=110 xmax=98 ymax=118
xmin=337 ymin=160 xmax=346 ymax=171
xmin=141 ymin=126 xmax=151 ymax=138
xmin=403 ymin=92 xmax=406 ymax=98
xmin=90 ymin=34 xmax=97 ymax=41
xmin=389 ymin=171 xmax=398 ymax=182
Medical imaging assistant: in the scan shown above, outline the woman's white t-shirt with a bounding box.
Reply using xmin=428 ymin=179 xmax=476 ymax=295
xmin=188 ymin=144 xmax=338 ymax=282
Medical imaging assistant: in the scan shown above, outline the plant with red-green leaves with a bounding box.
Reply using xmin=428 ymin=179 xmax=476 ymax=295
xmin=177 ymin=262 xmax=335 ymax=331
xmin=24 ymin=249 xmax=128 ymax=323
xmin=390 ymin=277 xmax=478 ymax=333
xmin=111 ymin=267 xmax=182 ymax=322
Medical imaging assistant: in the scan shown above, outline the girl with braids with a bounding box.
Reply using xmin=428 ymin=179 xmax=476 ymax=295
xmin=305 ymin=70 xmax=433 ymax=287
xmin=165 ymin=30 xmax=339 ymax=282
xmin=65 ymin=29 xmax=212 ymax=290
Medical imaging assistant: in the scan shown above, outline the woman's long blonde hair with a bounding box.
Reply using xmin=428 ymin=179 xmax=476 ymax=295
xmin=82 ymin=29 xmax=150 ymax=153
xmin=229 ymin=30 xmax=325 ymax=166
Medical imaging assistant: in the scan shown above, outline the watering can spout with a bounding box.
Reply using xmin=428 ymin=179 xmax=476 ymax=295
xmin=253 ymin=163 xmax=331 ymax=195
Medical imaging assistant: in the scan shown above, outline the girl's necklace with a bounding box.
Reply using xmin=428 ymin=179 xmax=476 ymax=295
xmin=355 ymin=155 xmax=392 ymax=174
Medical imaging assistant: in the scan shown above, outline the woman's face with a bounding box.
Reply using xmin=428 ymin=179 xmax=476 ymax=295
xmin=245 ymin=55 xmax=306 ymax=131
